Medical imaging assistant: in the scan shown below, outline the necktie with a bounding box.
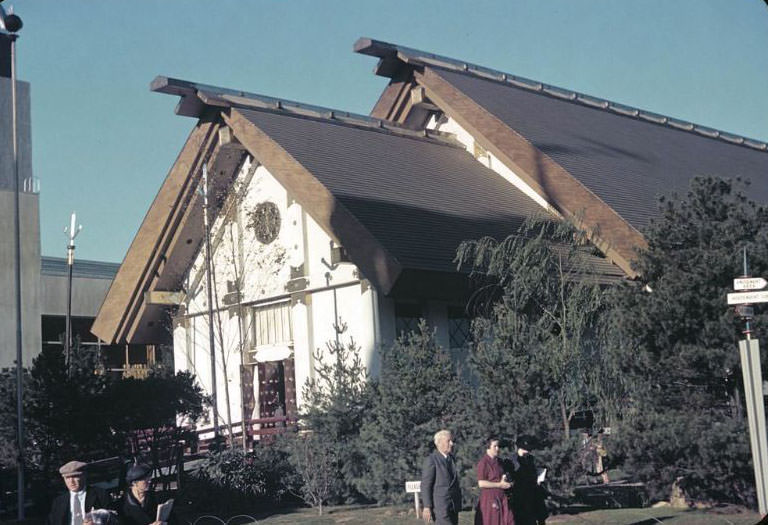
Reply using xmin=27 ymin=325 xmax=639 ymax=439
xmin=72 ymin=494 xmax=83 ymax=525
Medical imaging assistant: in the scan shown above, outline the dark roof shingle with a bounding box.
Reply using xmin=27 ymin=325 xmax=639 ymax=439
xmin=238 ymin=108 xmax=623 ymax=279
xmin=435 ymin=68 xmax=768 ymax=232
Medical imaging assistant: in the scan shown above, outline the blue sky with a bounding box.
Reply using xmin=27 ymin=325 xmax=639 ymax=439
xmin=12 ymin=0 xmax=768 ymax=262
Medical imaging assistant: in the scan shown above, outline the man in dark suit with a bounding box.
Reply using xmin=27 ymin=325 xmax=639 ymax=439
xmin=421 ymin=429 xmax=462 ymax=524
xmin=47 ymin=460 xmax=111 ymax=525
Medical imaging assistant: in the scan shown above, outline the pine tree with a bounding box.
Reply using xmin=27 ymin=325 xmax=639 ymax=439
xmin=608 ymin=176 xmax=768 ymax=505
xmin=296 ymin=338 xmax=371 ymax=504
xmin=355 ymin=322 xmax=472 ymax=504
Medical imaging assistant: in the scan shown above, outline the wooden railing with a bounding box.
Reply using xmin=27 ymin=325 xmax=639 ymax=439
xmin=126 ymin=426 xmax=186 ymax=491
xmin=192 ymin=416 xmax=299 ymax=452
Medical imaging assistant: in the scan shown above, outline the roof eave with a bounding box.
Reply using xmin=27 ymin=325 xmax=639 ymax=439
xmin=413 ymin=67 xmax=645 ymax=277
xmin=224 ymin=107 xmax=404 ymax=295
xmin=92 ymin=117 xmax=248 ymax=344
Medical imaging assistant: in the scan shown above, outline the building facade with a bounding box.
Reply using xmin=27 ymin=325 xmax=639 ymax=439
xmin=93 ymin=39 xmax=768 ymax=437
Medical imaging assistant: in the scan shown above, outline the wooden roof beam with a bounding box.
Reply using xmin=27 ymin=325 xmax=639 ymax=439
xmin=413 ymin=67 xmax=645 ymax=277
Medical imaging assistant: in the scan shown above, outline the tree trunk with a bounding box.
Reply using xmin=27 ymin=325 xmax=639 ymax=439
xmin=210 ymin=259 xmax=235 ymax=443
xmin=560 ymin=393 xmax=570 ymax=442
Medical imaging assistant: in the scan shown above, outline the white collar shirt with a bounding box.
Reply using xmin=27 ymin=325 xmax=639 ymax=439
xmin=70 ymin=490 xmax=86 ymax=525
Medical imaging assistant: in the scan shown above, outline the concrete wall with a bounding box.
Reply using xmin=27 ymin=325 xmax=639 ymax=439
xmin=0 ymin=74 xmax=39 ymax=369
xmin=0 ymin=191 xmax=41 ymax=369
xmin=0 ymin=77 xmax=31 ymax=191
xmin=40 ymin=274 xmax=113 ymax=317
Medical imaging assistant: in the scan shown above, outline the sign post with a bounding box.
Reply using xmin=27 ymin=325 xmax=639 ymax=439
xmin=739 ymin=338 xmax=768 ymax=515
xmin=729 ymin=249 xmax=768 ymax=515
xmin=406 ymin=480 xmax=421 ymax=517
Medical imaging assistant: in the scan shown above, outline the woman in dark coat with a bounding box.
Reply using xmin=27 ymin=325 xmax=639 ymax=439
xmin=511 ymin=437 xmax=548 ymax=525
xmin=119 ymin=464 xmax=173 ymax=525
xmin=475 ymin=437 xmax=514 ymax=525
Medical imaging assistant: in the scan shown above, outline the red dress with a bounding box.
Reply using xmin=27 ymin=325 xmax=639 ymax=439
xmin=475 ymin=454 xmax=515 ymax=525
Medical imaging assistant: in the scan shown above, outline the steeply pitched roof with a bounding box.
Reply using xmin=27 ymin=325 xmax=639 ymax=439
xmin=92 ymin=77 xmax=624 ymax=344
xmin=234 ymin=106 xmax=544 ymax=273
xmin=355 ymin=37 xmax=768 ymax=276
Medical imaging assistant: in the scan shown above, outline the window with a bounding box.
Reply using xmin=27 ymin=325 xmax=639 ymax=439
xmin=251 ymin=301 xmax=293 ymax=347
xmin=395 ymin=302 xmax=422 ymax=337
xmin=448 ymin=306 xmax=471 ymax=350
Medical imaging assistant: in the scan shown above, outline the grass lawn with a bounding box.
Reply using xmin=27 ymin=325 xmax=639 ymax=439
xmin=242 ymin=504 xmax=762 ymax=524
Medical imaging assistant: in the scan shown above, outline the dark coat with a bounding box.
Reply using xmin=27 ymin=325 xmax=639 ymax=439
xmin=421 ymin=451 xmax=462 ymax=525
xmin=511 ymin=453 xmax=548 ymax=525
xmin=119 ymin=490 xmax=158 ymax=525
xmin=47 ymin=487 xmax=111 ymax=525
xmin=119 ymin=490 xmax=176 ymax=525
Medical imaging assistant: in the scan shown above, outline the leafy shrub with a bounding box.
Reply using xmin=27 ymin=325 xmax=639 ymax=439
xmin=184 ymin=446 xmax=298 ymax=512
xmin=280 ymin=431 xmax=339 ymax=515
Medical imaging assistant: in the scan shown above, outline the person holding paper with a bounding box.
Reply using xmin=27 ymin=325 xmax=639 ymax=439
xmin=118 ymin=463 xmax=174 ymax=525
xmin=47 ymin=460 xmax=111 ymax=525
xmin=474 ymin=437 xmax=514 ymax=525
xmin=83 ymin=509 xmax=119 ymax=525
xmin=510 ymin=436 xmax=548 ymax=525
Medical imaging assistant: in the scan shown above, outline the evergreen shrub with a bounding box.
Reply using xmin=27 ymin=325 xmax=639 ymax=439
xmin=183 ymin=446 xmax=297 ymax=511
xmin=355 ymin=322 xmax=474 ymax=506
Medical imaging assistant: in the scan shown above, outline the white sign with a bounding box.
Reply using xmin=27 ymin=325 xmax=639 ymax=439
xmin=735 ymin=278 xmax=768 ymax=291
xmin=728 ymin=291 xmax=768 ymax=305
xmin=405 ymin=481 xmax=421 ymax=493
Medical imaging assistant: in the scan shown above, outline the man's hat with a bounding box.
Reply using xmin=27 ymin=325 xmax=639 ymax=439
xmin=126 ymin=463 xmax=152 ymax=483
xmin=59 ymin=460 xmax=87 ymax=477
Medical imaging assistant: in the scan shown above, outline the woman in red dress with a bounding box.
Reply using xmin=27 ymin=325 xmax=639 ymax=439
xmin=475 ymin=437 xmax=514 ymax=525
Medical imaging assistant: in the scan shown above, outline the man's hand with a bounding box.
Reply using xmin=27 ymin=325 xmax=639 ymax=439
xmin=421 ymin=507 xmax=433 ymax=523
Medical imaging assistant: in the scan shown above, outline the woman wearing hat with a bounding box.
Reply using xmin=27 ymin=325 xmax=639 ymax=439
xmin=119 ymin=463 xmax=173 ymax=525
xmin=510 ymin=436 xmax=548 ymax=525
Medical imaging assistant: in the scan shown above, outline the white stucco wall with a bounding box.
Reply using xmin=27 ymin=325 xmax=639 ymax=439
xmin=172 ymin=156 xmax=379 ymax=431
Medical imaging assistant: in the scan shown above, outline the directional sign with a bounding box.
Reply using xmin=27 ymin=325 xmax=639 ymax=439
xmin=728 ymin=291 xmax=768 ymax=305
xmin=735 ymin=277 xmax=768 ymax=291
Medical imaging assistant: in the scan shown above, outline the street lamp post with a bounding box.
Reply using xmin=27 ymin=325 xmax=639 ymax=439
xmin=1 ymin=2 xmax=25 ymax=520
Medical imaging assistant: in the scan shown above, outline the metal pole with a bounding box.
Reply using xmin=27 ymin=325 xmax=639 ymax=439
xmin=740 ymin=339 xmax=768 ymax=514
xmin=744 ymin=248 xmax=752 ymax=339
xmin=10 ymin=28 xmax=25 ymax=522
xmin=202 ymin=165 xmax=220 ymax=440
xmin=736 ymin=248 xmax=768 ymax=514
xmin=66 ymin=256 xmax=72 ymax=371
xmin=64 ymin=212 xmax=81 ymax=377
